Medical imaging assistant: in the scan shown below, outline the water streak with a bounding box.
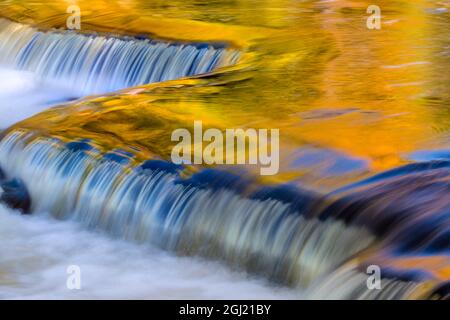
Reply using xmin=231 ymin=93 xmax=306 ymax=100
xmin=0 ymin=131 xmax=374 ymax=289
xmin=0 ymin=19 xmax=239 ymax=95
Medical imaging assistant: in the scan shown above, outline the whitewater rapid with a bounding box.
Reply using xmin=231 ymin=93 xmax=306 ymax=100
xmin=0 ymin=204 xmax=298 ymax=299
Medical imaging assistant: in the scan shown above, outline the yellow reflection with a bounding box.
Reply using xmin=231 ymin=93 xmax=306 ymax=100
xmin=1 ymin=0 xmax=449 ymax=187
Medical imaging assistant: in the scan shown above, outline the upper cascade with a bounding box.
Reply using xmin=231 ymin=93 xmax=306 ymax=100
xmin=0 ymin=19 xmax=239 ymax=95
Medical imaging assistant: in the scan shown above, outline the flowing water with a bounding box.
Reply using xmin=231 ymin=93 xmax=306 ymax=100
xmin=0 ymin=0 xmax=449 ymax=299
xmin=0 ymin=67 xmax=75 ymax=129
xmin=0 ymin=204 xmax=299 ymax=299
xmin=0 ymin=18 xmax=238 ymax=128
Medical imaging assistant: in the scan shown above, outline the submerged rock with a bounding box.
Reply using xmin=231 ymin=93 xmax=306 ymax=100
xmin=0 ymin=176 xmax=31 ymax=214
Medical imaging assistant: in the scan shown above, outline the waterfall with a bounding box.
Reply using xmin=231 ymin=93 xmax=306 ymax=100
xmin=2 ymin=130 xmax=450 ymax=299
xmin=0 ymin=19 xmax=239 ymax=95
xmin=0 ymin=130 xmax=374 ymax=289
xmin=305 ymin=265 xmax=424 ymax=300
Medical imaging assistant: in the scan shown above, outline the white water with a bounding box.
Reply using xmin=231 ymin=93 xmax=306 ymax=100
xmin=0 ymin=204 xmax=298 ymax=299
xmin=0 ymin=68 xmax=74 ymax=129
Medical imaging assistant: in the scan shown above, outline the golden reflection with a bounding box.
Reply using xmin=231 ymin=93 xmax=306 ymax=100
xmin=0 ymin=0 xmax=449 ymax=299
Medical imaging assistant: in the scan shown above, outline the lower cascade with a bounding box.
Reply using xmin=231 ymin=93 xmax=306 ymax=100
xmin=0 ymin=130 xmax=374 ymax=289
xmin=1 ymin=130 xmax=449 ymax=298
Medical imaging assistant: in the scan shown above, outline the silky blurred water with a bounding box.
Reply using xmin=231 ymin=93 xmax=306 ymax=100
xmin=0 ymin=0 xmax=449 ymax=299
xmin=0 ymin=68 xmax=74 ymax=129
xmin=0 ymin=204 xmax=298 ymax=299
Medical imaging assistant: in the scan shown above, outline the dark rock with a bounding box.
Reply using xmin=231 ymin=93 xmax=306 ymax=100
xmin=140 ymin=159 xmax=182 ymax=175
xmin=320 ymin=162 xmax=450 ymax=253
xmin=428 ymin=281 xmax=450 ymax=300
xmin=0 ymin=178 xmax=31 ymax=214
